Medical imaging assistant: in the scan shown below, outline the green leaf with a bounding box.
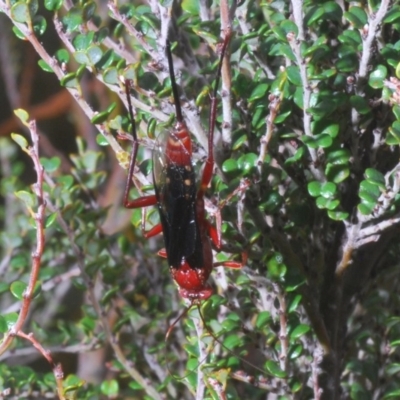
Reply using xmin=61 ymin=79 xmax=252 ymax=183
xmin=38 ymin=59 xmax=53 ymax=72
xmin=14 ymin=109 xmax=29 ymax=125
xmin=384 ymin=389 xmax=400 ymax=399
xmin=72 ymin=32 xmax=94 ymax=51
xmin=320 ymin=182 xmax=337 ymax=198
xmin=344 ymin=6 xmax=367 ymax=28
xmin=64 ymin=375 xmax=85 ymax=393
xmin=100 ymin=379 xmax=119 ymax=396
xmin=103 ymin=67 xmax=119 ymax=85
xmin=40 ymin=156 xmax=61 ymax=173
xmin=286 ymin=65 xmax=301 ymax=86
xmin=0 ymin=316 xmax=8 ymax=333
xmin=387 ymin=121 xmax=400 ymax=145
xmin=307 ymin=181 xmax=322 ymax=197
xmin=265 ymin=360 xmax=287 ymax=378
xmin=267 ymin=253 xmax=286 ymax=278
xmin=350 ymin=95 xmax=370 ymax=114
xmin=301 ymin=135 xmax=317 ymax=148
xmin=255 ymin=311 xmax=271 ymax=329
xmin=71 ymin=32 xmax=87 ymax=50
xmin=327 ymin=210 xmax=349 ymax=221
xmin=305 ymin=6 xmax=325 ymax=26
xmin=95 ymin=27 xmax=110 ymax=44
xmin=181 ymin=0 xmax=199 ymax=14
xmin=358 ymin=201 xmax=375 ymax=215
xmin=360 ymin=180 xmax=380 ymax=198
xmin=223 ymin=334 xmax=244 ymax=349
xmin=249 ymin=83 xmax=269 ymax=102
xmin=74 ymin=51 xmax=89 ymax=65
xmin=368 ymin=65 xmax=387 ymax=89
xmin=316 ymin=196 xmax=328 ymax=209
xmin=10 ymin=280 xmax=27 ymax=300
xmin=338 ymin=30 xmax=362 ymax=47
xmin=11 ymin=2 xmax=30 ymax=23
xmin=60 ymin=72 xmax=78 ymax=88
xmin=83 ymin=1 xmax=96 ymax=20
xmin=15 ymin=190 xmax=35 ymax=207
xmin=11 ymin=133 xmax=28 ymax=148
xmin=96 ymin=49 xmax=115 ymax=69
xmin=12 ymin=26 xmax=25 ymax=40
xmin=44 ymin=0 xmax=62 ymax=11
xmin=55 ymin=49 xmax=70 ymax=64
xmin=91 ymin=103 xmax=116 ymax=124
xmin=280 ymin=20 xmax=298 ymax=36
xmin=314 ymin=133 xmax=333 ymax=148
xmin=322 ymin=1 xmax=342 ymax=21
xmin=31 ymin=16 xmax=46 ymax=35
xmin=222 ymin=158 xmax=239 ymax=175
xmin=3 ymin=313 xmax=18 ymax=328
xmin=45 ymin=213 xmax=57 ymax=228
xmin=288 ymin=295 xmax=302 ymax=313
xmin=383 ymin=6 xmax=400 ymax=23
xmin=365 ymin=168 xmax=385 ymax=189
xmin=271 ymin=26 xmax=287 ymax=42
xmin=289 ymin=344 xmax=303 ymax=360
xmin=290 ymin=324 xmax=311 ymax=339
xmin=87 ymin=45 xmax=103 ymax=65
xmin=96 ymin=134 xmax=109 ymax=146
xmin=325 ymin=163 xmax=350 ymax=183
xmin=237 ymin=153 xmax=257 ymax=174
xmin=62 ymin=8 xmax=83 ymax=32
xmin=326 ymin=149 xmax=351 ymax=165
xmin=285 ymin=146 xmax=305 ymax=165
xmin=322 ymin=124 xmax=340 ymax=138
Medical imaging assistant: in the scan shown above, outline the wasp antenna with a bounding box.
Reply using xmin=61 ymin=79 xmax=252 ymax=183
xmin=165 ymin=303 xmax=192 ymax=341
xmin=197 ymin=302 xmax=268 ymax=376
xmin=166 ymin=40 xmax=184 ymax=124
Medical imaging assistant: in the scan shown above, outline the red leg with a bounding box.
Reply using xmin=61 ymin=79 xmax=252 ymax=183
xmin=144 ymin=223 xmax=163 ymax=239
xmin=122 ymin=79 xmax=161 ymax=236
xmin=214 ymin=252 xmax=247 ymax=269
xmin=158 ymin=248 xmax=167 ymax=258
xmin=124 ymin=194 xmax=157 ymax=209
xmin=206 ymin=220 xmax=221 ymax=249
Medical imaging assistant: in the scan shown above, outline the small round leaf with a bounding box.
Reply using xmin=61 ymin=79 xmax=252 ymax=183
xmin=10 ymin=281 xmax=27 ymax=300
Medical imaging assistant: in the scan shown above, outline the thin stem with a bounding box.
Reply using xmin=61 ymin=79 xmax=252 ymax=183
xmin=0 ymin=121 xmax=46 ymax=355
xmin=17 ymin=331 xmax=65 ymax=400
xmin=220 ymin=0 xmax=233 ymax=146
xmin=273 ymin=283 xmax=289 ymax=372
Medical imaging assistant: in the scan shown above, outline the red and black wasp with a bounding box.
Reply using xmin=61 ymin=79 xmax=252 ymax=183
xmin=122 ymin=30 xmax=241 ymax=303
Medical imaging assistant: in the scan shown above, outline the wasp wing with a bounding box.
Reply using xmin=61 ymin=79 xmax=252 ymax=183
xmin=153 ymin=145 xmax=203 ymax=270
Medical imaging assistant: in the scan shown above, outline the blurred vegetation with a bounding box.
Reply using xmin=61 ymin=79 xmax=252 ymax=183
xmin=1 ymin=0 xmax=400 ymax=399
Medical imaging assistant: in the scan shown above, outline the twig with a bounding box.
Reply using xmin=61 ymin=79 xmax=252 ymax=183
xmin=335 ymin=222 xmax=360 ymax=277
xmin=220 ymin=0 xmax=233 ymax=147
xmin=16 ymin=331 xmax=65 ymax=400
xmin=351 ymin=0 xmax=391 ymax=169
xmin=0 ymin=121 xmax=46 ymax=353
xmin=207 ymin=377 xmax=227 ymax=400
xmin=0 ymin=121 xmax=66 ymax=398
xmin=312 ymin=345 xmax=324 ymax=400
xmin=358 ymin=0 xmax=391 ymax=83
xmin=257 ymin=93 xmax=282 ymax=175
xmin=288 ymin=1 xmax=323 ymax=181
xmin=272 ymin=282 xmax=289 ymax=372
xmin=193 ymin=311 xmax=207 ymax=400
xmin=235 ymin=1 xmax=275 ymax=79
